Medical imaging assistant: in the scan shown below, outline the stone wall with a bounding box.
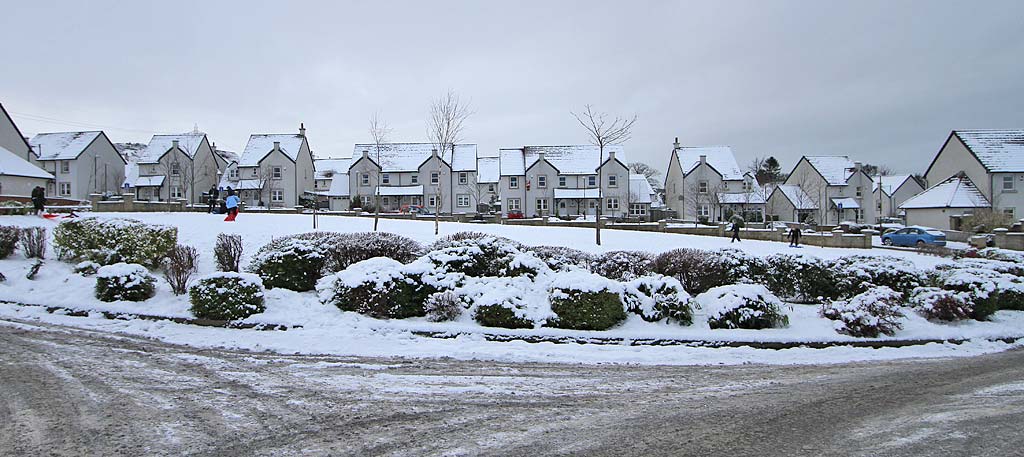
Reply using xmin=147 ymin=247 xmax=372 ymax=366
xmin=90 ymin=193 xmax=187 ymax=213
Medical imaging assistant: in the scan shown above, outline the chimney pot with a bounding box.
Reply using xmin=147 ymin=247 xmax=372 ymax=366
xmin=699 ymin=154 xmax=707 ymax=164
xmin=362 ymin=149 xmax=369 ymax=158
xmin=273 ymin=141 xmax=281 ymax=150
xmin=172 ymin=140 xmax=179 ymax=148
xmin=431 ymin=148 xmax=438 ymax=157
xmin=299 ymin=123 xmax=306 ymax=137
xmin=673 ymin=137 xmax=680 ymax=149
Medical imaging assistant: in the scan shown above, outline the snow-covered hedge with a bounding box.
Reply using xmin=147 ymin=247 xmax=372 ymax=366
xmin=188 ymin=272 xmax=266 ymax=321
xmin=526 ymin=246 xmax=594 ymax=272
xmin=832 ymin=256 xmax=924 ymax=298
xmin=0 ymin=225 xmax=19 ymax=259
xmin=753 ymin=254 xmax=836 ymax=303
xmin=910 ymin=287 xmax=975 ymax=321
xmin=590 ymin=250 xmax=655 ymax=280
xmin=621 ymin=275 xmax=694 ymax=325
xmin=249 ymin=237 xmax=325 ymax=291
xmin=820 ymin=286 xmax=905 ymax=337
xmin=326 ymin=232 xmax=423 ymax=271
xmin=697 ymin=284 xmax=789 ymax=330
xmin=94 ymin=263 xmax=156 ymax=302
xmin=73 ymin=260 xmax=99 ymax=276
xmin=317 ymin=257 xmax=448 ymax=319
xmin=933 ymin=267 xmax=1022 ymax=320
xmin=422 ymin=236 xmax=547 ymax=278
xmin=427 ymin=231 xmax=525 ymax=252
xmin=652 ymin=248 xmax=754 ymax=295
xmin=461 ymin=276 xmax=552 ymax=329
xmin=547 ymin=270 xmax=627 ymax=330
xmin=54 ymin=218 xmax=177 ymax=268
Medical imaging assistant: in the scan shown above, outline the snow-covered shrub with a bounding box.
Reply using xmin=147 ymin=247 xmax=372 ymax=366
xmin=215 ymin=233 xmax=243 ymax=272
xmin=621 ymin=275 xmax=693 ymax=325
xmin=248 ymin=235 xmax=329 ymax=291
xmin=53 ymin=218 xmax=177 ymax=267
xmin=978 ymin=248 xmax=1024 ymax=264
xmin=95 ymin=263 xmax=156 ymax=302
xmin=73 ymin=260 xmax=99 ymax=276
xmin=18 ymin=227 xmax=46 ymax=259
xmin=697 ymin=284 xmax=789 ymax=330
xmin=831 ymin=256 xmax=923 ymax=298
xmin=424 ymin=290 xmax=467 ymax=322
xmin=589 ymin=250 xmax=655 ymax=280
xmin=910 ymin=287 xmax=974 ymax=321
xmin=421 ymin=236 xmax=546 ymax=278
xmin=652 ymin=248 xmax=744 ymax=294
xmin=163 ymin=244 xmax=199 ymax=295
xmin=547 ymin=270 xmax=627 ymax=330
xmin=949 ymin=258 xmax=1024 ymax=277
xmin=461 ymin=276 xmax=552 ymax=329
xmin=935 ymin=267 xmax=1019 ymax=320
xmin=428 ymin=231 xmax=525 ymax=252
xmin=820 ymin=286 xmax=905 ymax=337
xmin=327 ymin=232 xmax=423 ymax=271
xmin=527 ymin=245 xmax=594 ymax=272
xmin=188 ymin=272 xmax=266 ymax=320
xmin=317 ymin=257 xmax=440 ymax=319
xmin=752 ymin=254 xmax=836 ymax=303
xmin=0 ymin=225 xmax=19 ymax=259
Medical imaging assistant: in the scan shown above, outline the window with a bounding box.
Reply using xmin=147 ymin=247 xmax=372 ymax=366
xmin=252 ymin=168 xmax=258 ymax=177
xmin=587 ymin=176 xmax=597 ymax=187
xmin=170 ymin=162 xmax=180 ymax=176
xmin=487 ymin=183 xmax=495 ymax=192
xmin=608 ymin=174 xmax=618 ymax=187
xmin=1004 ymin=208 xmax=1016 ymax=218
xmin=558 ymin=176 xmax=567 ymax=188
xmin=361 ymin=173 xmax=370 ymax=186
xmin=170 ymin=185 xmax=183 ymax=199
xmin=855 ymin=186 xmax=862 ymax=198
xmin=382 ymin=196 xmax=390 ymax=207
xmin=411 ymin=196 xmax=421 ymax=206
xmin=457 ymin=194 xmax=470 ymax=207
xmin=430 ymin=172 xmax=439 ymax=184
xmin=509 ymin=176 xmax=519 ymax=189
xmin=559 ymin=201 xmax=567 ymax=209
xmin=606 ymin=197 xmax=619 ymax=211
xmin=411 ymin=174 xmax=419 ymax=184
xmin=59 ymin=182 xmax=72 ymax=196
xmin=229 ymin=167 xmax=239 ymax=179
xmin=699 ymin=204 xmax=710 ymax=217
xmin=459 ymin=172 xmax=468 ymax=185
xmin=271 ymin=189 xmax=284 ymax=202
xmin=361 ymin=195 xmax=372 ymax=206
xmin=428 ymin=195 xmax=438 ymax=208
xmin=1004 ymin=175 xmax=1015 ymax=191
xmin=589 ymin=201 xmax=596 ymax=209
xmin=537 ymin=175 xmax=547 ymax=188
xmin=629 ymin=204 xmax=647 ymax=216
xmin=856 ymin=208 xmax=864 ymax=221
xmin=536 ymin=198 xmax=548 ymax=212
xmin=507 ymin=198 xmax=521 ymax=211
xmin=382 ymin=173 xmax=390 ymax=184
xmin=60 ymin=161 xmax=70 ymax=173
xmin=698 ymin=181 xmax=708 ymax=193
xmin=272 ymin=166 xmax=283 ymax=180
xmin=743 ymin=181 xmax=752 ymax=192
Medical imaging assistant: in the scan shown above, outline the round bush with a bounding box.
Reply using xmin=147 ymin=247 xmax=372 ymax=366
xmin=589 ymin=250 xmax=655 ymax=280
xmin=910 ymin=287 xmax=975 ymax=321
xmin=428 ymin=231 xmax=525 ymax=252
xmin=189 ymin=272 xmax=266 ymax=320
xmin=327 ymin=232 xmax=423 ymax=271
xmin=697 ymin=284 xmax=789 ymax=330
xmin=652 ymin=248 xmax=740 ymax=295
xmin=0 ymin=225 xmax=20 ymax=259
xmin=317 ymin=257 xmax=437 ymax=319
xmin=73 ymin=260 xmax=100 ymax=276
xmin=820 ymin=286 xmax=905 ymax=337
xmin=527 ymin=246 xmax=594 ymax=272
xmin=420 ymin=236 xmax=545 ymax=278
xmin=547 ymin=271 xmax=627 ymax=330
xmin=424 ymin=291 xmax=467 ymax=322
xmin=95 ymin=263 xmax=156 ymax=302
xmin=473 ymin=304 xmax=536 ymax=329
xmin=452 ymin=276 xmax=551 ymax=329
xmin=832 ymin=256 xmax=923 ymax=298
xmin=622 ymin=275 xmax=694 ymax=325
xmin=248 ymin=237 xmax=325 ymax=291
xmin=752 ymin=254 xmax=836 ymax=303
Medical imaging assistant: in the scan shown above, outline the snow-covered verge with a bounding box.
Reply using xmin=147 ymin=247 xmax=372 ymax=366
xmin=1 ymin=212 xmax=1023 ymax=366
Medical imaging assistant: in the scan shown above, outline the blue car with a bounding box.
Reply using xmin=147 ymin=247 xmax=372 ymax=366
xmin=881 ymin=226 xmax=947 ymax=247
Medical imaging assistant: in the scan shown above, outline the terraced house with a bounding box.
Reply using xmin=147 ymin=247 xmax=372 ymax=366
xmin=347 ymin=143 xmax=478 ymax=214
xmin=767 ymin=155 xmax=875 ymax=225
xmin=663 ymin=140 xmax=763 ymax=221
xmin=223 ymin=125 xmax=315 ymax=208
xmin=29 ymin=131 xmax=126 ymax=199
xmin=130 ymin=132 xmax=224 ymax=203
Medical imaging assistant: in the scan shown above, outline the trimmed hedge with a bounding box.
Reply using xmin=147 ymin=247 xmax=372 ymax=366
xmin=473 ymin=303 xmax=536 ymax=329
xmin=547 ymin=272 xmax=627 ymax=330
xmin=317 ymin=257 xmax=437 ymax=319
xmin=189 ymin=272 xmax=266 ymax=320
xmin=421 ymin=236 xmax=547 ymax=278
xmin=820 ymin=286 xmax=905 ymax=337
xmin=697 ymin=284 xmax=789 ymax=330
xmin=652 ymin=248 xmax=754 ymax=295
xmin=95 ymin=263 xmax=156 ymax=302
xmin=527 ymin=245 xmax=594 ymax=272
xmin=54 ymin=218 xmax=177 ymax=267
xmin=752 ymin=254 xmax=836 ymax=303
xmin=622 ymin=275 xmax=693 ymax=325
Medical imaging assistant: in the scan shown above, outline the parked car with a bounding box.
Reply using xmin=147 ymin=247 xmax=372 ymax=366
xmin=507 ymin=210 xmax=524 ymax=219
xmin=880 ymin=226 xmax=947 ymax=247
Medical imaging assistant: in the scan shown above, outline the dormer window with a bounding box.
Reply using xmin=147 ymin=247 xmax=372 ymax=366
xmin=229 ymin=167 xmax=239 ymax=180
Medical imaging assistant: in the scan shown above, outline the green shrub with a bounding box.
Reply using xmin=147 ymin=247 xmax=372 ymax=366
xmin=248 ymin=237 xmax=324 ymax=291
xmin=474 ymin=303 xmax=535 ymax=329
xmin=421 ymin=236 xmax=546 ymax=278
xmin=54 ymin=218 xmax=177 ymax=267
xmin=428 ymin=231 xmax=525 ymax=252
xmin=590 ymin=250 xmax=655 ymax=280
xmin=317 ymin=257 xmax=436 ymax=319
xmin=527 ymin=245 xmax=594 ymax=272
xmin=327 ymin=232 xmax=423 ymax=271
xmin=832 ymin=256 xmax=923 ymax=298
xmin=189 ymin=273 xmax=266 ymax=320
xmin=547 ymin=271 xmax=627 ymax=330
xmin=910 ymin=287 xmax=975 ymax=321
xmin=94 ymin=263 xmax=156 ymax=302
xmin=697 ymin=284 xmax=789 ymax=330
xmin=753 ymin=254 xmax=837 ymax=303
xmin=424 ymin=291 xmax=467 ymax=322
xmin=622 ymin=275 xmax=694 ymax=325
xmin=73 ymin=261 xmax=99 ymax=276
xmin=0 ymin=225 xmax=19 ymax=259
xmin=651 ymin=248 xmax=753 ymax=295
xmin=820 ymin=286 xmax=905 ymax=337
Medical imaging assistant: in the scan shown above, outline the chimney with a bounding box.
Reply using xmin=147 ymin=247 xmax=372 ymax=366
xmin=362 ymin=149 xmax=369 ymax=158
xmin=299 ymin=123 xmax=306 ymax=137
xmin=699 ymin=154 xmax=707 ymax=165
xmin=853 ymin=161 xmax=862 ymax=171
xmin=673 ymin=137 xmax=680 ymax=150
xmin=537 ymin=150 xmax=545 ymax=162
xmin=273 ymin=141 xmax=281 ymax=151
xmin=172 ymin=140 xmax=179 ymax=150
xmin=608 ymin=150 xmax=616 ymax=161
xmin=431 ymin=148 xmax=438 ymax=157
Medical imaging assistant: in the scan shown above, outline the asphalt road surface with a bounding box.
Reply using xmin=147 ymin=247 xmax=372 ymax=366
xmin=2 ymin=317 xmax=1023 ymax=456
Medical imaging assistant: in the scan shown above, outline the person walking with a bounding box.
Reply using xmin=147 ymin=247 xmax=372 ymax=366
xmin=224 ymin=188 xmax=240 ymax=222
xmin=729 ymin=213 xmax=744 ymax=243
xmin=30 ymin=186 xmax=46 ymax=216
xmin=207 ymin=186 xmax=219 ymax=214
xmin=789 ymin=226 xmax=802 ymax=247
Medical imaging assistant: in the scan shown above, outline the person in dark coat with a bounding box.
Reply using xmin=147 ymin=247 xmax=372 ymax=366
xmin=30 ymin=186 xmax=46 ymax=215
xmin=729 ymin=214 xmax=744 ymax=243
xmin=789 ymin=226 xmax=802 ymax=247
xmin=207 ymin=186 xmax=219 ymax=213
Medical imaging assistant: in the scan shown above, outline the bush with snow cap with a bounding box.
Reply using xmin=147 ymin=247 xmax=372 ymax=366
xmin=697 ymin=284 xmax=789 ymax=330
xmin=753 ymin=254 xmax=836 ymax=303
xmin=910 ymin=287 xmax=975 ymax=321
xmin=420 ymin=236 xmax=547 ymax=278
xmin=189 ymin=272 xmax=266 ymax=321
xmin=820 ymin=286 xmax=905 ymax=338
xmin=54 ymin=217 xmax=177 ymax=267
xmin=328 ymin=232 xmax=423 ymax=271
xmin=652 ymin=248 xmax=755 ymax=295
xmin=527 ymin=245 xmax=594 ymax=272
xmin=94 ymin=263 xmax=156 ymax=302
xmin=427 ymin=231 xmax=526 ymax=252
xmin=460 ymin=276 xmax=553 ymax=329
xmin=621 ymin=275 xmax=694 ymax=325
xmin=317 ymin=257 xmax=444 ymax=319
xmin=248 ymin=237 xmax=324 ymax=291
xmin=424 ymin=290 xmax=468 ymax=322
xmin=589 ymin=250 xmax=655 ymax=281
xmin=831 ymin=256 xmax=923 ymax=298
xmin=951 ymin=258 xmax=1024 ymax=277
xmin=977 ymin=247 xmax=1024 ymax=264
xmin=73 ymin=260 xmax=100 ymax=276
xmin=546 ymin=270 xmax=627 ymax=330
xmin=934 ymin=267 xmax=1024 ymax=319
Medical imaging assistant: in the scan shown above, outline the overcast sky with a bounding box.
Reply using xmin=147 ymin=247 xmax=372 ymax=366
xmin=2 ymin=0 xmax=1022 ymax=176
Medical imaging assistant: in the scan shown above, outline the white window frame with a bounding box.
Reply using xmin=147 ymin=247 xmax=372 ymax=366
xmin=170 ymin=185 xmax=183 ymax=199
xmin=459 ymin=172 xmax=468 ymax=185
xmin=606 ymin=197 xmax=619 ymax=211
xmin=411 ymin=174 xmax=418 ymax=184
xmin=698 ymin=204 xmax=710 ymax=217
xmin=743 ymin=181 xmax=752 ymax=192
xmin=536 ymin=198 xmax=548 ymax=212
xmin=855 ymin=186 xmax=862 ymax=198
xmin=558 ymin=176 xmax=567 ymax=188
xmin=60 ymin=161 xmax=70 ymax=174
xmin=271 ymin=189 xmax=284 ymax=202
xmin=430 ymin=172 xmax=440 ymax=184
xmin=537 ymin=175 xmax=547 ymax=188
xmin=608 ymin=174 xmax=618 ymax=188
xmin=361 ymin=195 xmax=372 ymax=206
xmin=59 ymin=182 xmax=72 ymax=196
xmin=170 ymin=162 xmax=180 ymax=176
xmin=272 ymin=166 xmax=283 ymax=180
xmin=1003 ymin=175 xmax=1015 ymax=191
xmin=698 ymin=180 xmax=708 ymax=194
xmin=457 ymin=194 xmax=470 ymax=207
xmin=587 ymin=176 xmax=597 ymax=187
xmin=428 ymin=195 xmax=438 ymax=208
xmin=361 ymin=173 xmax=370 ymax=186
xmin=382 ymin=196 xmax=390 ymax=207
xmin=382 ymin=173 xmax=390 ymax=184
xmin=629 ymin=203 xmax=647 ymax=216
xmin=229 ymin=167 xmax=239 ymax=179
xmin=509 ymin=176 xmax=519 ymax=189
xmin=508 ymin=198 xmax=521 ymax=211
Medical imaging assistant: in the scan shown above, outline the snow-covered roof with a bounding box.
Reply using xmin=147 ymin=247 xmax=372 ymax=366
xmin=803 ymin=156 xmax=857 ymax=186
xmin=326 ymin=172 xmax=350 ymax=197
xmin=774 ymin=184 xmax=818 ymax=210
xmin=875 ymin=174 xmax=914 ymax=196
xmin=351 ymin=143 xmax=477 ymax=172
xmin=954 ymin=130 xmax=1024 ymax=172
xmin=376 ymin=185 xmax=423 ymax=196
xmin=122 ymin=162 xmax=139 ymax=188
xmin=314 ymin=158 xmax=352 ymax=179
xmin=224 ymin=179 xmax=262 ymax=191
xmin=674 ymin=146 xmax=744 ymax=180
xmin=629 ymin=174 xmax=655 ymax=204
xmin=830 ymin=197 xmax=860 ymax=209
xmin=215 ymin=149 xmax=239 ymax=165
xmin=553 ymin=188 xmax=602 ymax=199
xmin=240 ymin=134 xmax=306 ymax=167
xmin=899 ymin=173 xmax=991 ymax=209
xmin=139 ymin=133 xmax=207 ymax=164
xmin=133 ymin=175 xmax=165 ymax=187
xmin=0 ymin=145 xmax=53 ymax=180
xmin=477 ymin=156 xmax=500 ymax=183
xmin=500 ymin=145 xmax=626 ymax=176
xmin=29 ymin=131 xmax=101 ymax=161
xmin=718 ymin=192 xmax=767 ymax=205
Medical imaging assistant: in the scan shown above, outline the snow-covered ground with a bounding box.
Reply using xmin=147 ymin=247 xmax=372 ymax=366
xmin=0 ymin=212 xmax=1021 ymax=366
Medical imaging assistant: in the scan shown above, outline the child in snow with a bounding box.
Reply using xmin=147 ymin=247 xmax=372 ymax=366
xmin=224 ymin=189 xmax=240 ymax=222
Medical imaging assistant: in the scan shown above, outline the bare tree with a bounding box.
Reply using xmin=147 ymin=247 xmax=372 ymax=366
xmin=791 ymin=170 xmax=824 ymax=225
xmin=369 ymin=112 xmax=391 ymax=232
xmin=427 ymin=89 xmax=473 ymax=235
xmin=250 ymin=165 xmax=275 ymax=208
xmin=628 ymin=162 xmax=661 ymax=189
xmin=572 ymin=105 xmax=637 ymax=245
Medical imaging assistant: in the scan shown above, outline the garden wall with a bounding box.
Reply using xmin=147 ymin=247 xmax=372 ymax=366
xmin=90 ymin=193 xmax=187 ymax=213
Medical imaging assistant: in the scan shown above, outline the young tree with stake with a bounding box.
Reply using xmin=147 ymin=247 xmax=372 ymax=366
xmin=572 ymin=105 xmax=636 ymax=245
xmin=369 ymin=112 xmax=391 ymax=232
xmin=427 ymin=89 xmax=472 ymax=236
